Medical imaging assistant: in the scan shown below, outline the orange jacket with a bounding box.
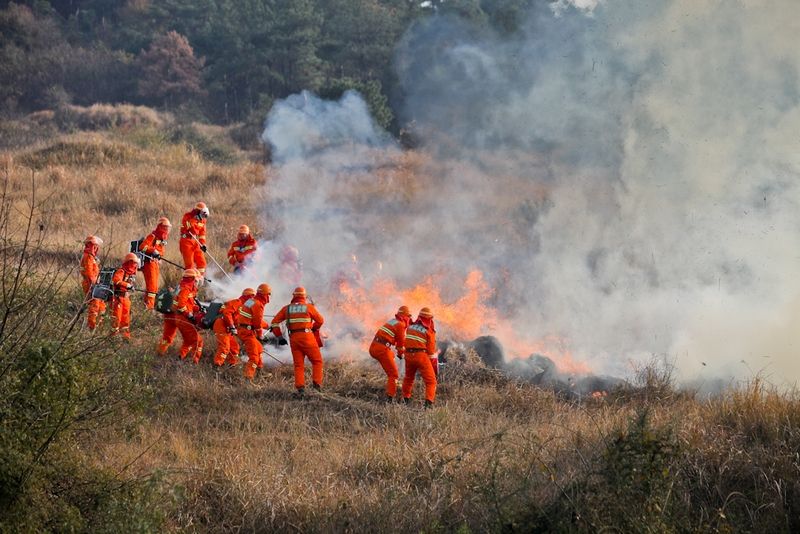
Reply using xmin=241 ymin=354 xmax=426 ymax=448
xmin=405 ymin=320 xmax=436 ymax=356
xmin=220 ymin=296 xmax=247 ymax=329
xmin=227 ymin=236 xmax=256 ymax=266
xmin=139 ymin=227 xmax=168 ymax=258
xmin=80 ymin=249 xmax=100 ymax=284
xmin=111 ymin=262 xmax=137 ymax=297
xmin=174 ymin=278 xmax=199 ymax=317
xmin=180 ymin=210 xmax=206 ymax=245
xmin=271 ymin=298 xmax=324 ymax=337
xmin=374 ymin=314 xmax=410 ymax=353
xmin=238 ymin=294 xmax=269 ymax=337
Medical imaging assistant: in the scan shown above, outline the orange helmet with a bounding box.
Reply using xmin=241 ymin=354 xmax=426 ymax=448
xmin=157 ymin=216 xmax=172 ymax=228
xmin=397 ymin=305 xmax=411 ymax=317
xmin=241 ymin=287 xmax=256 ymax=297
xmin=123 ymin=252 xmax=140 ymax=266
xmin=85 ymin=235 xmax=103 ymax=246
xmin=195 ymin=202 xmax=210 ymax=218
xmin=257 ymin=283 xmax=271 ymax=295
xmin=292 ymin=286 xmax=307 ymax=297
xmin=418 ymin=307 xmax=433 ymax=318
xmin=182 ymin=268 xmax=201 ymax=279
xmin=238 ymin=224 xmax=250 ymax=236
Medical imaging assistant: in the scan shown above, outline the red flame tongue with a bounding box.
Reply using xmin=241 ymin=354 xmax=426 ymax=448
xmin=327 ymin=268 xmax=589 ymax=374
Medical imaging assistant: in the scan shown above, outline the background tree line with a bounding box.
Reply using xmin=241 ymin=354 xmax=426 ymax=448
xmin=0 ymin=0 xmax=541 ymax=134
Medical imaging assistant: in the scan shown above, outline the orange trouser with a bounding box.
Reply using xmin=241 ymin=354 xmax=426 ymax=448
xmin=369 ymin=340 xmax=399 ymax=397
xmin=213 ymin=317 xmax=240 ymax=366
xmin=290 ymin=332 xmax=323 ymax=389
xmin=402 ymin=352 xmax=437 ymax=403
xmin=157 ymin=313 xmax=202 ymax=360
xmin=238 ymin=329 xmax=263 ymax=379
xmin=111 ymin=295 xmax=131 ymax=339
xmin=82 ymin=277 xmax=106 ymax=330
xmin=179 ymin=238 xmax=206 ymax=274
xmin=141 ymin=260 xmax=160 ymax=309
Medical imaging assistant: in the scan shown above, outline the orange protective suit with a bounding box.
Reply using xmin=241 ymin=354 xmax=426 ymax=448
xmin=237 ymin=293 xmax=269 ymax=379
xmin=271 ymin=298 xmax=324 ymax=390
xmin=80 ymin=243 xmax=105 ymax=330
xmin=401 ymin=319 xmax=437 ymax=403
xmin=369 ymin=313 xmax=411 ymax=398
xmin=227 ymin=235 xmax=257 ymax=273
xmin=139 ymin=224 xmax=169 ymax=309
xmin=110 ymin=260 xmax=138 ymax=339
xmin=179 ymin=209 xmax=207 ymax=274
xmin=213 ymin=296 xmax=246 ymax=366
xmin=157 ymin=277 xmax=203 ymax=361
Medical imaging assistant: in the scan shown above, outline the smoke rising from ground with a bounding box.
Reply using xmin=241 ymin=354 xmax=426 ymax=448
xmin=255 ymin=0 xmax=800 ymax=386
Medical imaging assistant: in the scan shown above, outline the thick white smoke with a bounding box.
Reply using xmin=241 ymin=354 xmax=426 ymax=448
xmin=253 ymin=0 xmax=800 ymax=386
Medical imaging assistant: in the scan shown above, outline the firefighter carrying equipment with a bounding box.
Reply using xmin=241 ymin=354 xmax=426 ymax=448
xmin=81 ymin=238 xmax=105 ymax=330
xmin=158 ymin=274 xmax=203 ymax=361
xmin=238 ymin=289 xmax=271 ymax=379
xmin=213 ymin=292 xmax=250 ymax=366
xmin=370 ymin=308 xmax=412 ymax=398
xmin=271 ymin=293 xmax=324 ymax=390
xmin=139 ymin=218 xmax=171 ymax=309
xmin=110 ymin=256 xmax=139 ymax=340
xmin=180 ymin=205 xmax=208 ymax=273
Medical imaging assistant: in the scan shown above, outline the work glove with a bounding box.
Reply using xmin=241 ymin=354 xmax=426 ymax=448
xmin=200 ymin=244 xmax=207 ymax=252
xmin=228 ymin=327 xmax=238 ymax=335
xmin=186 ymin=313 xmax=195 ymax=322
xmin=278 ymin=337 xmax=288 ymax=346
xmin=151 ymin=251 xmax=161 ymax=259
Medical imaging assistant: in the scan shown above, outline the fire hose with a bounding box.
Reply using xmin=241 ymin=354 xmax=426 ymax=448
xmin=189 ymin=234 xmax=234 ymax=283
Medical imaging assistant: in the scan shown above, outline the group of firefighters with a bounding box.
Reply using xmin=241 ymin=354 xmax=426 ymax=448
xmin=79 ymin=202 xmax=439 ymax=405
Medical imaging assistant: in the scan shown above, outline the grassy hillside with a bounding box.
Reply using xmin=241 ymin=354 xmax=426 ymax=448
xmin=2 ymin=123 xmax=799 ymax=532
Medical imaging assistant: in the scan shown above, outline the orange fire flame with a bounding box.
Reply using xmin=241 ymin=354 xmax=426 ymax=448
xmin=327 ymin=268 xmax=589 ymax=374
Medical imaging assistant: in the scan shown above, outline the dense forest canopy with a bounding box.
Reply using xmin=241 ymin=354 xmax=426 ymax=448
xmin=0 ymin=0 xmax=545 ymax=132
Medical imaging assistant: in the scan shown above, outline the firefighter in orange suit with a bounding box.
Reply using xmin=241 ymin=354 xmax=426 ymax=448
xmin=271 ymin=287 xmax=324 ymax=396
xmin=401 ymin=307 xmax=437 ymax=407
xmin=227 ymin=224 xmax=257 ymax=273
xmin=237 ymin=283 xmax=271 ymax=379
xmin=80 ymin=235 xmax=105 ymax=330
xmin=179 ymin=202 xmax=209 ymax=275
xmin=213 ymin=287 xmax=255 ymax=367
xmin=369 ymin=305 xmax=412 ymax=401
xmin=110 ymin=252 xmax=140 ymax=340
xmin=139 ymin=216 xmax=171 ymax=309
xmin=157 ymin=268 xmax=203 ymax=361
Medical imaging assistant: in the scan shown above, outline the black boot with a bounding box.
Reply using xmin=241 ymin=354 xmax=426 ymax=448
xmin=293 ymin=387 xmax=305 ymax=399
xmin=312 ymin=382 xmax=321 ymax=392
xmin=385 ymin=395 xmax=395 ymax=404
xmin=424 ymin=400 xmax=434 ymax=409
xmin=401 ymin=397 xmax=411 ymax=405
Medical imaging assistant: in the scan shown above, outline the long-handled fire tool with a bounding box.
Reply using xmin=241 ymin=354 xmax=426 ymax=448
xmin=189 ymin=234 xmax=235 ymax=283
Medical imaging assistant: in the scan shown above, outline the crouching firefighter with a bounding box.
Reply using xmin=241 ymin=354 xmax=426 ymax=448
xmin=227 ymin=225 xmax=257 ymax=274
xmin=80 ymin=235 xmax=105 ymax=330
xmin=212 ymin=287 xmax=255 ymax=367
xmin=139 ymin=216 xmax=171 ymax=310
xmin=271 ymin=287 xmax=325 ymax=397
xmin=370 ymin=306 xmax=412 ymax=401
xmin=111 ymin=253 xmax=141 ymax=340
xmin=401 ymin=307 xmax=437 ymax=408
xmin=237 ymin=284 xmax=271 ymax=379
xmin=158 ymin=268 xmax=204 ymax=361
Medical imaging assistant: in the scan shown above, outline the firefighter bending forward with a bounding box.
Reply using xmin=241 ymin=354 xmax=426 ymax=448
xmin=370 ymin=305 xmax=412 ymax=401
xmin=401 ymin=307 xmax=437 ymax=407
xmin=237 ymin=284 xmax=271 ymax=379
xmin=80 ymin=235 xmax=105 ymax=330
xmin=111 ymin=253 xmax=140 ymax=340
xmin=179 ymin=202 xmax=209 ymax=275
xmin=213 ymin=287 xmax=255 ymax=367
xmin=227 ymin=224 xmax=257 ymax=273
xmin=158 ymin=269 xmax=203 ymax=361
xmin=271 ymin=287 xmax=325 ymax=396
xmin=139 ymin=216 xmax=171 ymax=309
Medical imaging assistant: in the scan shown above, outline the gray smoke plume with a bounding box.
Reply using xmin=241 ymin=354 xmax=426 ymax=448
xmin=251 ymin=0 xmax=800 ymax=387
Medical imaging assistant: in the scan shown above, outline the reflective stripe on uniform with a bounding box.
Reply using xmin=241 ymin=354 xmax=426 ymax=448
xmin=406 ymin=334 xmax=426 ymax=344
xmin=379 ymin=326 xmax=395 ymax=339
xmin=240 ymin=310 xmax=253 ymax=319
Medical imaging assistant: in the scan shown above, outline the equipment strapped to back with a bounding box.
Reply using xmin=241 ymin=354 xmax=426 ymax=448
xmin=90 ymin=267 xmax=115 ymax=301
xmin=155 ymin=287 xmax=176 ymax=314
xmin=130 ymin=238 xmax=147 ymax=264
xmin=199 ymin=301 xmax=223 ymax=330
